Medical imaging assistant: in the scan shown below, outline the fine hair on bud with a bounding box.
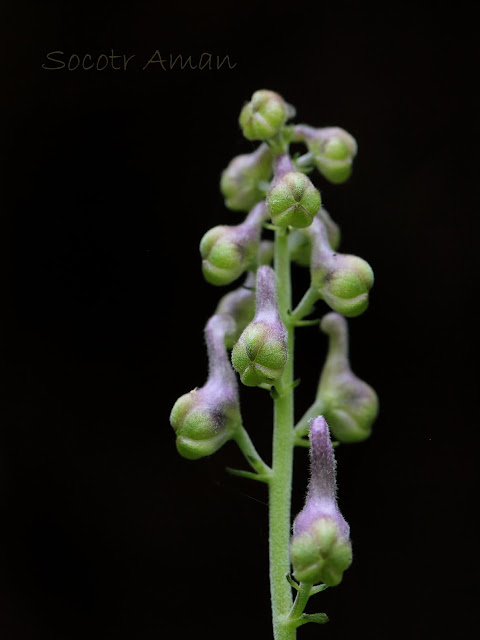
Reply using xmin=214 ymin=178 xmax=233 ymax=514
xmin=290 ymin=416 xmax=352 ymax=586
xmin=200 ymin=201 xmax=268 ymax=286
xmin=316 ymin=312 xmax=379 ymax=442
xmin=293 ymin=125 xmax=358 ymax=184
xmin=238 ymin=89 xmax=289 ymax=141
xmin=266 ymin=154 xmax=321 ymax=228
xmin=170 ymin=314 xmax=242 ymax=459
xmin=308 ymin=217 xmax=374 ymax=317
xmin=231 ymin=265 xmax=288 ymax=387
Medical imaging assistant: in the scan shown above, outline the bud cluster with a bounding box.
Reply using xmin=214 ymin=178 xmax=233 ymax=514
xmin=169 ymin=88 xmax=378 ymax=629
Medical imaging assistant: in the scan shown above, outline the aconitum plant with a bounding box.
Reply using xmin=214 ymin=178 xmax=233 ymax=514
xmin=170 ymin=89 xmax=379 ymax=638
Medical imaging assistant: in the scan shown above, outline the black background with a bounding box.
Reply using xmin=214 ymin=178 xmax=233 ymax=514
xmin=1 ymin=2 xmax=477 ymax=639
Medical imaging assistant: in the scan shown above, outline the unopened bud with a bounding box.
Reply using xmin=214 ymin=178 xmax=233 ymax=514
xmin=239 ymin=89 xmax=288 ymax=141
xmin=290 ymin=416 xmax=352 ymax=586
xmin=220 ymin=143 xmax=273 ymax=211
xmin=231 ymin=266 xmax=288 ymax=386
xmin=170 ymin=314 xmax=241 ymax=459
xmin=317 ymin=313 xmax=378 ymax=442
xmin=288 ymin=208 xmax=341 ymax=267
xmin=294 ymin=125 xmax=357 ymax=184
xmin=309 ymin=217 xmax=373 ymax=317
xmin=266 ymin=154 xmax=321 ymax=228
xmin=200 ymin=201 xmax=268 ymax=286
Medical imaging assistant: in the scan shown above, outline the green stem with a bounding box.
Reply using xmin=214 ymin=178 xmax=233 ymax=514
xmin=288 ymin=582 xmax=313 ymax=623
xmin=290 ymin=287 xmax=320 ymax=322
xmin=294 ymin=152 xmax=314 ymax=168
xmin=233 ymin=425 xmax=272 ymax=477
xmin=269 ymin=228 xmax=296 ymax=640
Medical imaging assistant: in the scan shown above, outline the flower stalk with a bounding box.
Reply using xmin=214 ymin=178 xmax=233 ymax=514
xmin=169 ymin=89 xmax=378 ymax=639
xmin=269 ymin=227 xmax=296 ymax=640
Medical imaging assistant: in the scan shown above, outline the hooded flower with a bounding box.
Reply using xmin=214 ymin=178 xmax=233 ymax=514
xmin=290 ymin=416 xmax=352 ymax=586
xmin=170 ymin=314 xmax=242 ymax=459
xmin=231 ymin=265 xmax=288 ymax=387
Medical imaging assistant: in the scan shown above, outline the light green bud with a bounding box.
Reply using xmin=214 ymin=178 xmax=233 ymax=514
xmin=239 ymin=90 xmax=288 ymax=141
xmin=315 ymin=152 xmax=352 ymax=184
xmin=170 ymin=314 xmax=242 ymax=459
xmin=308 ymin=217 xmax=373 ymax=318
xmin=294 ymin=125 xmax=357 ymax=184
xmin=200 ymin=202 xmax=267 ymax=286
xmin=290 ymin=517 xmax=353 ymax=586
xmin=200 ymin=226 xmax=247 ymax=286
xmin=170 ymin=390 xmax=240 ymax=460
xmin=313 ymin=255 xmax=374 ymax=318
xmin=231 ymin=266 xmax=288 ymax=387
xmin=231 ymin=321 xmax=287 ymax=387
xmin=317 ymin=313 xmax=379 ymax=442
xmin=267 ymin=171 xmax=321 ymax=228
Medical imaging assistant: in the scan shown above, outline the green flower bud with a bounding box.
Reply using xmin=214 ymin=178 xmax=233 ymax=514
xmin=220 ymin=143 xmax=273 ymax=211
xmin=170 ymin=393 xmax=237 ymax=460
xmin=291 ymin=517 xmax=353 ymax=586
xmin=288 ymin=208 xmax=341 ymax=267
xmin=266 ymin=154 xmax=321 ymax=228
xmin=290 ymin=417 xmax=352 ymax=586
xmin=232 ymin=322 xmax=287 ymax=386
xmin=239 ymin=89 xmax=288 ymax=141
xmin=200 ymin=201 xmax=267 ymax=286
xmin=231 ymin=266 xmax=287 ymax=387
xmin=170 ymin=314 xmax=242 ymax=459
xmin=308 ymin=218 xmax=373 ymax=317
xmin=316 ymin=313 xmax=379 ymax=442
xmin=294 ymin=125 xmax=357 ymax=184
